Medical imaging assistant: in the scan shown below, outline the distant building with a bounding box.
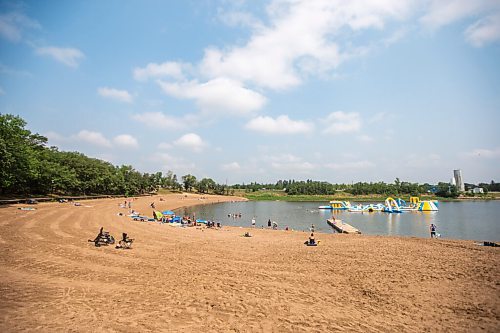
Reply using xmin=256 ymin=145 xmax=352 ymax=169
xmin=453 ymin=169 xmax=465 ymax=192
xmin=472 ymin=187 xmax=484 ymax=194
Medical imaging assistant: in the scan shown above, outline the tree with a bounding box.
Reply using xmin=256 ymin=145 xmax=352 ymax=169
xmin=182 ymin=174 xmax=197 ymax=192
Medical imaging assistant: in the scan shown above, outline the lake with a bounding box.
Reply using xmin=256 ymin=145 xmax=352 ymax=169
xmin=176 ymin=200 xmax=500 ymax=241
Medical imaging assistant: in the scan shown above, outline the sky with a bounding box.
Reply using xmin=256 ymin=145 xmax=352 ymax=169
xmin=0 ymin=0 xmax=499 ymax=185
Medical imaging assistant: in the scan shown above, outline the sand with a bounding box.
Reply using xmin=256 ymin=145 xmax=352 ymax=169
xmin=0 ymin=193 xmax=498 ymax=332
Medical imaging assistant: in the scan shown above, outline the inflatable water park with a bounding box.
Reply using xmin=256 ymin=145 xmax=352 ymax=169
xmin=319 ymin=197 xmax=438 ymax=213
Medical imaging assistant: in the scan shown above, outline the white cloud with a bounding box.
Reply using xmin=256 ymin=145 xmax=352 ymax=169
xmin=420 ymin=0 xmax=500 ymax=47
xmin=74 ymin=130 xmax=111 ymax=147
xmin=245 ymin=115 xmax=314 ymax=134
xmin=98 ymin=87 xmax=133 ymax=103
xmin=465 ymin=14 xmax=500 ymax=47
xmin=157 ymin=142 xmax=172 ymax=150
xmin=133 ymin=61 xmax=188 ymax=81
xmin=326 ymin=160 xmax=376 ymax=170
xmin=36 ymin=46 xmax=85 ymax=67
xmin=420 ymin=0 xmax=496 ymax=30
xmin=322 ymin=111 xmax=361 ymax=134
xmin=174 ymin=133 xmax=207 ymax=152
xmin=158 ymin=77 xmax=266 ymax=116
xmin=221 ymin=162 xmax=241 ymax=171
xmin=113 ymin=134 xmax=138 ymax=148
xmin=201 ymin=0 xmax=414 ymax=90
xmin=152 ymin=152 xmax=197 ymax=174
xmin=217 ymin=9 xmax=263 ymax=29
xmin=0 ymin=11 xmax=40 ymax=42
xmin=44 ymin=131 xmax=66 ymax=144
xmin=132 ymin=112 xmax=192 ymax=129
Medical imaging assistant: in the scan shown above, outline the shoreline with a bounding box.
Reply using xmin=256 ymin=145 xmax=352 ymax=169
xmin=1 ymin=193 xmax=498 ymax=332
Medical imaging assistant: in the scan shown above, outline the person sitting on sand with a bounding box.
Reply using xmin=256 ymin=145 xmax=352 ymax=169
xmin=308 ymin=233 xmax=316 ymax=245
xmin=93 ymin=227 xmax=104 ymax=246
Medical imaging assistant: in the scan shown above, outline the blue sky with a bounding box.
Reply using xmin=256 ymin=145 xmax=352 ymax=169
xmin=1 ymin=0 xmax=499 ymax=185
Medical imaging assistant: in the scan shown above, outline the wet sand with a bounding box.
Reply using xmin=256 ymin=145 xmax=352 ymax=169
xmin=0 ymin=194 xmax=498 ymax=332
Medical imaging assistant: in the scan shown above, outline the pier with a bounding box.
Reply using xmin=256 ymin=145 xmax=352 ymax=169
xmin=327 ymin=219 xmax=361 ymax=234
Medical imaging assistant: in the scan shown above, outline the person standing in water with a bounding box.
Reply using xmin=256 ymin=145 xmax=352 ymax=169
xmin=430 ymin=224 xmax=437 ymax=238
xmin=251 ymin=217 xmax=256 ymax=227
xmin=268 ymin=219 xmax=271 ymax=228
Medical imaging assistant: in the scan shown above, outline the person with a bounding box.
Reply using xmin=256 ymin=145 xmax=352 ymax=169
xmin=150 ymin=202 xmax=155 ymax=209
xmin=251 ymin=217 xmax=256 ymax=227
xmin=92 ymin=227 xmax=104 ymax=247
xmin=308 ymin=233 xmax=316 ymax=245
xmin=268 ymin=219 xmax=272 ymax=228
xmin=310 ymin=224 xmax=315 ymax=233
xmin=430 ymin=224 xmax=437 ymax=238
xmin=272 ymin=221 xmax=278 ymax=230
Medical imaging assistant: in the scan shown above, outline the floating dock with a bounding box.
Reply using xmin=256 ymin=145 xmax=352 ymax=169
xmin=327 ymin=219 xmax=361 ymax=234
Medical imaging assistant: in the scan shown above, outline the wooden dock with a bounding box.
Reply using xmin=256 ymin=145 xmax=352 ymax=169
xmin=327 ymin=219 xmax=361 ymax=234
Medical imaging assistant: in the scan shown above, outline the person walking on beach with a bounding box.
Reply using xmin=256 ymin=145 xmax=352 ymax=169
xmin=430 ymin=224 xmax=437 ymax=238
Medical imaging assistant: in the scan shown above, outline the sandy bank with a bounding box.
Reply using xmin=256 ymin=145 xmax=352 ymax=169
xmin=0 ymin=194 xmax=498 ymax=332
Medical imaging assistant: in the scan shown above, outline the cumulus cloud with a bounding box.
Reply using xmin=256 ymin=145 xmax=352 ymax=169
xmin=133 ymin=61 xmax=188 ymax=81
xmin=174 ymin=133 xmax=207 ymax=152
xmin=132 ymin=112 xmax=193 ymax=129
xmin=152 ymin=152 xmax=197 ymax=174
xmin=0 ymin=11 xmax=40 ymax=42
xmin=113 ymin=134 xmax=138 ymax=148
xmin=201 ymin=0 xmax=415 ymax=90
xmin=158 ymin=77 xmax=266 ymax=116
xmin=74 ymin=130 xmax=111 ymax=147
xmin=322 ymin=111 xmax=361 ymax=135
xmin=36 ymin=46 xmax=85 ymax=67
xmin=420 ymin=0 xmax=500 ymax=47
xmin=98 ymin=87 xmax=133 ymax=103
xmin=465 ymin=14 xmax=500 ymax=47
xmin=245 ymin=115 xmax=313 ymax=134
xmin=221 ymin=162 xmax=241 ymax=171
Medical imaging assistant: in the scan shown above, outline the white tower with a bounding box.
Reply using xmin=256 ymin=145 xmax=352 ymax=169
xmin=453 ymin=169 xmax=465 ymax=192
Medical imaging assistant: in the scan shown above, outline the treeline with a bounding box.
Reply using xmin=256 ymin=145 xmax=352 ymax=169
xmin=231 ymin=179 xmax=498 ymax=198
xmin=232 ymin=178 xmax=432 ymax=196
xmin=0 ymin=114 xmax=231 ymax=197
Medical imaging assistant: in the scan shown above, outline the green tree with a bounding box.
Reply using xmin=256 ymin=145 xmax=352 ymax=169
xmin=182 ymin=174 xmax=197 ymax=192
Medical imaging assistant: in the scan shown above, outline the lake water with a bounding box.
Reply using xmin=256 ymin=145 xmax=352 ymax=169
xmin=176 ymin=200 xmax=500 ymax=241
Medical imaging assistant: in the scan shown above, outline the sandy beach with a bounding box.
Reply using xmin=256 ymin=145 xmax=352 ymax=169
xmin=0 ymin=193 xmax=498 ymax=332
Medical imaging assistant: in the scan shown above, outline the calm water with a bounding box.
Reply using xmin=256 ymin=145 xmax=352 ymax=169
xmin=177 ymin=200 xmax=500 ymax=241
